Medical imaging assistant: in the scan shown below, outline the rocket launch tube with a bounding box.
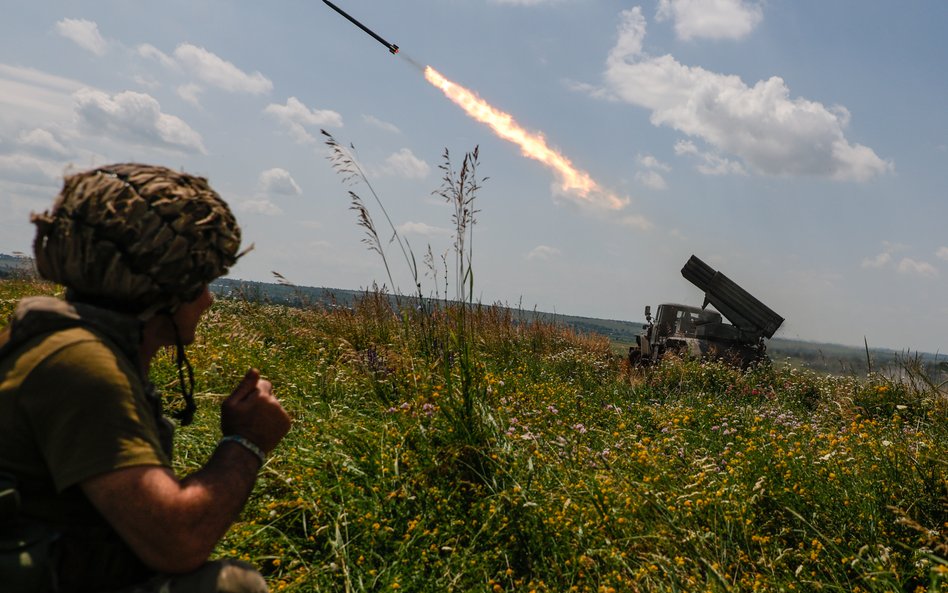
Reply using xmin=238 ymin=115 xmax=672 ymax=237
xmin=322 ymin=0 xmax=399 ymax=54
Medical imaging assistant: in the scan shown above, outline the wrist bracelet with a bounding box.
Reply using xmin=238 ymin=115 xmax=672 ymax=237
xmin=220 ymin=434 xmax=266 ymax=465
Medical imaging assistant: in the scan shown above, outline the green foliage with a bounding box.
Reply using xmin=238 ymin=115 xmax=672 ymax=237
xmin=2 ymin=277 xmax=947 ymax=592
xmin=3 ymin=139 xmax=946 ymax=592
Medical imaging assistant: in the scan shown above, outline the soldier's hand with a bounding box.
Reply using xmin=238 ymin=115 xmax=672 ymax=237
xmin=221 ymin=368 xmax=291 ymax=455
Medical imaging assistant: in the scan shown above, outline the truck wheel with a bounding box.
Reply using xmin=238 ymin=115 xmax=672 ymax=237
xmin=628 ymin=347 xmax=642 ymax=367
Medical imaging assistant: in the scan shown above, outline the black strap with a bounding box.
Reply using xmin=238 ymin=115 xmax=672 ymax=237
xmin=0 ymin=472 xmax=20 ymax=522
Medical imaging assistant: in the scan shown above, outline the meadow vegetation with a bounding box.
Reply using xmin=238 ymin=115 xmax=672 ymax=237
xmin=1 ymin=141 xmax=945 ymax=592
xmin=2 ymin=276 xmax=946 ymax=592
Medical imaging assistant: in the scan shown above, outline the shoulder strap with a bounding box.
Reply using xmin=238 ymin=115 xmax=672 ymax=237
xmin=0 ymin=472 xmax=19 ymax=522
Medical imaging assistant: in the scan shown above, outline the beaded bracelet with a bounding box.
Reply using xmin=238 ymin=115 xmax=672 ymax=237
xmin=219 ymin=434 xmax=266 ymax=465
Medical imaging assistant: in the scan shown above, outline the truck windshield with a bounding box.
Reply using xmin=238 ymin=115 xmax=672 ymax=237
xmin=663 ymin=307 xmax=717 ymax=337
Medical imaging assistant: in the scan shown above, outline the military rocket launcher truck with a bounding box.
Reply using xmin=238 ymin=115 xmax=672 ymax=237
xmin=628 ymin=255 xmax=784 ymax=369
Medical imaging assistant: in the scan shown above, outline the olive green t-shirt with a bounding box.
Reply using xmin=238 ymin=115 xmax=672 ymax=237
xmin=0 ymin=326 xmax=171 ymax=521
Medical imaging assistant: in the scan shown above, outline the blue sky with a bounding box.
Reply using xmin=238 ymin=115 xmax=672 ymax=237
xmin=1 ymin=0 xmax=947 ymax=353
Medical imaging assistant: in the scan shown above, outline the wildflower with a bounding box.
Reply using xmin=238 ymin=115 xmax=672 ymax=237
xmin=572 ymin=423 xmax=587 ymax=434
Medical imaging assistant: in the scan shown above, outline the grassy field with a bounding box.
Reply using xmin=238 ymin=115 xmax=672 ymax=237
xmin=2 ymin=277 xmax=946 ymax=592
xmin=3 ymin=140 xmax=946 ymax=591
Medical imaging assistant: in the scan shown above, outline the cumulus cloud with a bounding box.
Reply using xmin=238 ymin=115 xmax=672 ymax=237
xmin=861 ymin=252 xmax=892 ymax=269
xmin=172 ymin=44 xmax=272 ymax=95
xmin=601 ymin=8 xmax=891 ymax=182
xmin=137 ymin=43 xmax=271 ymax=104
xmin=378 ymin=148 xmax=430 ymax=179
xmin=635 ymin=170 xmax=667 ymax=190
xmin=675 ymin=140 xmax=747 ymax=175
xmin=264 ymin=97 xmax=343 ymax=144
xmin=862 ymin=241 xmax=910 ymax=270
xmin=137 ymin=44 xmax=177 ymax=69
xmin=17 ymin=128 xmax=69 ymax=158
xmin=638 ymin=154 xmax=671 ymax=172
xmin=258 ymin=168 xmax=302 ymax=196
xmin=635 ymin=153 xmax=670 ymax=189
xmin=74 ymin=88 xmax=206 ymax=153
xmin=936 ymin=247 xmax=948 ymax=261
xmin=55 ymin=18 xmax=107 ymax=56
xmin=363 ymin=114 xmax=400 ymax=133
xmin=397 ymin=221 xmax=451 ymax=237
xmin=898 ymin=258 xmax=938 ymax=279
xmin=177 ymin=84 xmax=202 ymax=106
xmin=656 ymin=0 xmax=763 ymax=41
xmin=527 ymin=245 xmax=561 ymax=261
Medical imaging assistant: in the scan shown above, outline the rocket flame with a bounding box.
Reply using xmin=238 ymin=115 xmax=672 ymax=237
xmin=424 ymin=66 xmax=626 ymax=210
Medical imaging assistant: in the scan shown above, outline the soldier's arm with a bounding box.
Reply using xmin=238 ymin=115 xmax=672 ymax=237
xmin=81 ymin=369 xmax=291 ymax=574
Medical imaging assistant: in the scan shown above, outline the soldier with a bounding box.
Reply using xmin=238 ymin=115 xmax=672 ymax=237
xmin=0 ymin=163 xmax=292 ymax=592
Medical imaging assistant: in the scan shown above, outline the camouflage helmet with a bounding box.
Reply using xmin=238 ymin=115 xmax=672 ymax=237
xmin=31 ymin=163 xmax=245 ymax=319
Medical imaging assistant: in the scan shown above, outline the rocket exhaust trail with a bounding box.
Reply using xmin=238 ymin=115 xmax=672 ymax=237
xmin=424 ymin=66 xmax=627 ymax=210
xmin=323 ymin=0 xmax=399 ymax=54
xmin=321 ymin=2 xmax=626 ymax=211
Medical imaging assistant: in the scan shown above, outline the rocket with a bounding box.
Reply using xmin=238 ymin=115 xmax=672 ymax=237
xmin=322 ymin=0 xmax=400 ymax=55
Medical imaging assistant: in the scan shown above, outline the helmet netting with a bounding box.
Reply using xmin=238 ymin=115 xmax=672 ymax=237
xmin=32 ymin=163 xmax=243 ymax=319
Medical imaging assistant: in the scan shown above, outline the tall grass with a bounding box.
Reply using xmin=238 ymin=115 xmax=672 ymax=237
xmin=2 ymin=275 xmax=946 ymax=591
xmin=2 ymin=141 xmax=945 ymax=591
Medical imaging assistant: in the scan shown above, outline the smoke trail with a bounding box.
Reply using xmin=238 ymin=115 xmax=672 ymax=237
xmin=424 ymin=66 xmax=626 ymax=210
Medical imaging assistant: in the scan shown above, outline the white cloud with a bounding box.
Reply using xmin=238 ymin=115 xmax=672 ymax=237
xmin=617 ymin=214 xmax=654 ymax=231
xmin=635 ymin=153 xmax=671 ymax=189
xmin=637 ymin=154 xmax=671 ymax=172
xmin=936 ymin=247 xmax=948 ymax=261
xmin=0 ymin=153 xmax=64 ymax=185
xmin=378 ymin=148 xmax=430 ymax=179
xmin=674 ymin=140 xmax=747 ymax=175
xmin=17 ymin=129 xmax=69 ymax=158
xmin=136 ymin=43 xmax=271 ymax=105
xmin=602 ymin=8 xmax=891 ymax=182
xmin=73 ymin=88 xmax=206 ymax=153
xmin=133 ymin=74 xmax=161 ymax=90
xmin=526 ymin=245 xmax=561 ymax=261
xmin=897 ymin=258 xmax=938 ymax=278
xmin=258 ymin=168 xmax=301 ymax=196
xmin=137 ymin=44 xmax=177 ymax=69
xmin=172 ymin=44 xmax=272 ymax=95
xmin=237 ymin=198 xmax=283 ymax=216
xmin=264 ymin=97 xmax=343 ymax=144
xmin=656 ymin=0 xmax=763 ymax=41
xmin=634 ymin=169 xmax=667 ymax=190
xmin=363 ymin=114 xmax=400 ymax=133
xmin=862 ymin=241 xmax=911 ymax=270
xmin=861 ymin=252 xmax=892 ymax=269
xmin=0 ymin=65 xmax=84 ymax=122
xmin=397 ymin=221 xmax=451 ymax=237
xmin=673 ymin=139 xmax=699 ymax=156
xmin=177 ymin=84 xmax=202 ymax=106
xmin=55 ymin=18 xmax=107 ymax=56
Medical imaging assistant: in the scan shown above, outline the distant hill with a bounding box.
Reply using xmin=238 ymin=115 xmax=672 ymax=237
xmin=209 ymin=277 xmax=944 ymax=377
xmin=0 ymin=253 xmax=35 ymax=279
xmin=4 ymin=256 xmax=942 ymax=377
